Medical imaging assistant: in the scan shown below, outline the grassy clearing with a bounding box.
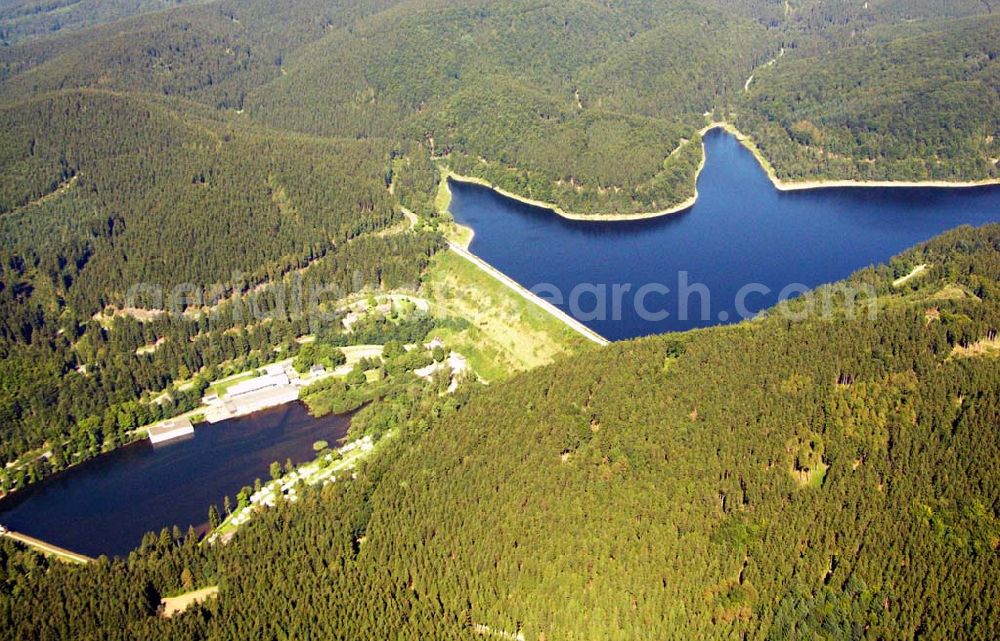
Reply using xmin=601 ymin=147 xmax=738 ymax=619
xmin=208 ymin=371 xmax=257 ymax=397
xmin=442 ymin=219 xmax=474 ymax=249
xmin=435 ymin=170 xmax=452 ymax=214
xmin=790 ymin=460 xmax=830 ymax=489
xmin=951 ymin=336 xmax=1000 ymax=359
xmin=334 ymin=345 xmax=385 ymax=373
xmin=431 ymin=170 xmax=475 ymax=248
xmin=806 ymin=462 xmax=829 ymax=488
xmin=929 ymin=283 xmax=976 ymax=302
xmin=160 ymin=586 xmax=219 ymax=618
xmin=421 ymin=251 xmax=590 ymax=381
xmin=870 ymin=271 xmax=981 ymax=320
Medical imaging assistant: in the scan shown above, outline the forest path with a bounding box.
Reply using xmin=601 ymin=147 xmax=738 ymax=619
xmin=2 ymin=174 xmax=78 ymax=217
xmin=400 ymin=207 xmax=419 ymax=230
xmin=744 ymin=47 xmax=785 ymax=93
xmin=892 ymin=264 xmax=929 ymax=288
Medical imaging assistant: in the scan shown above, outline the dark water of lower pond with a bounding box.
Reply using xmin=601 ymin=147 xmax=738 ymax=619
xmin=0 ymin=402 xmax=350 ymax=558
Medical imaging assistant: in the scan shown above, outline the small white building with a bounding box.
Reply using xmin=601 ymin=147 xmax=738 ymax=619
xmin=263 ymin=363 xmax=286 ymax=377
xmin=414 ymin=352 xmax=470 ymax=392
xmin=447 ymin=352 xmax=468 ymax=374
xmin=148 ymin=417 xmax=195 ymax=444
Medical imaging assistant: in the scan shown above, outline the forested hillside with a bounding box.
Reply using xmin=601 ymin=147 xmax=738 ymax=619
xmin=1 ymin=0 xmax=996 ymax=215
xmin=0 ymin=0 xmax=205 ymax=46
xmin=245 ymin=0 xmax=775 ymax=214
xmin=0 ymin=90 xmax=405 ymax=308
xmin=2 ymin=225 xmax=998 ymax=639
xmin=0 ymin=86 xmax=445 ymax=474
xmin=0 ymin=0 xmax=408 ymax=106
xmin=0 ymin=3 xmax=998 ymax=637
xmin=738 ymin=15 xmax=1000 ymax=182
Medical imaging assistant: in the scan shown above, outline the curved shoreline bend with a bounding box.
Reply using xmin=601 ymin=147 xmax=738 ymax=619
xmin=440 ymin=157 xmax=703 ymax=223
xmin=440 ymin=122 xmax=1000 ymax=223
xmin=705 ymin=122 xmax=1000 ymax=193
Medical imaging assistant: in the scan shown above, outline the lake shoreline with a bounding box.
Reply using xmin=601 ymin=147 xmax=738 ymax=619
xmin=440 ymin=123 xmax=1000 ymax=223
xmin=445 ymin=129 xmax=1000 ymax=341
xmin=703 ymin=122 xmax=1000 ymax=193
xmin=439 ymin=167 xmax=701 ymax=222
xmin=0 ymin=402 xmax=352 ymax=558
xmin=445 ymin=241 xmax=610 ymax=346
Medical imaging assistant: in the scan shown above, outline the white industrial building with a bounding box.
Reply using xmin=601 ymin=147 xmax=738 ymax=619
xmin=222 ymin=385 xmax=299 ymax=417
xmin=225 ymin=366 xmax=291 ymax=398
xmin=203 ymin=364 xmax=300 ymax=422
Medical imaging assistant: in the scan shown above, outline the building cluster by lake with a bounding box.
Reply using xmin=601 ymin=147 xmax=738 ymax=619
xmin=203 ymin=364 xmax=301 ymax=424
xmin=144 ymin=333 xmax=468 ymax=445
xmin=146 ymin=363 xmax=309 ymax=443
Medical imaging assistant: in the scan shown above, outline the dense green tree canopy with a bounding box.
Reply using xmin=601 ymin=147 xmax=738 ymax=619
xmin=2 ymin=1 xmax=996 ymax=215
xmin=0 ymin=3 xmax=997 ymax=638
xmin=1 ymin=225 xmax=998 ymax=640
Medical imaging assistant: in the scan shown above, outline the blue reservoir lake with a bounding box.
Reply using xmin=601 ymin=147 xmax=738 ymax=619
xmin=0 ymin=402 xmax=350 ymax=558
xmin=449 ymin=128 xmax=1000 ymax=341
xmin=3 ymin=129 xmax=999 ymax=560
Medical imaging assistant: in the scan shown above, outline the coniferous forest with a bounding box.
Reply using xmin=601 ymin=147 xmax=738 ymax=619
xmin=0 ymin=1 xmax=998 ymax=639
xmin=2 ymin=225 xmax=999 ymax=640
xmin=1 ymin=1 xmax=997 ymax=215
